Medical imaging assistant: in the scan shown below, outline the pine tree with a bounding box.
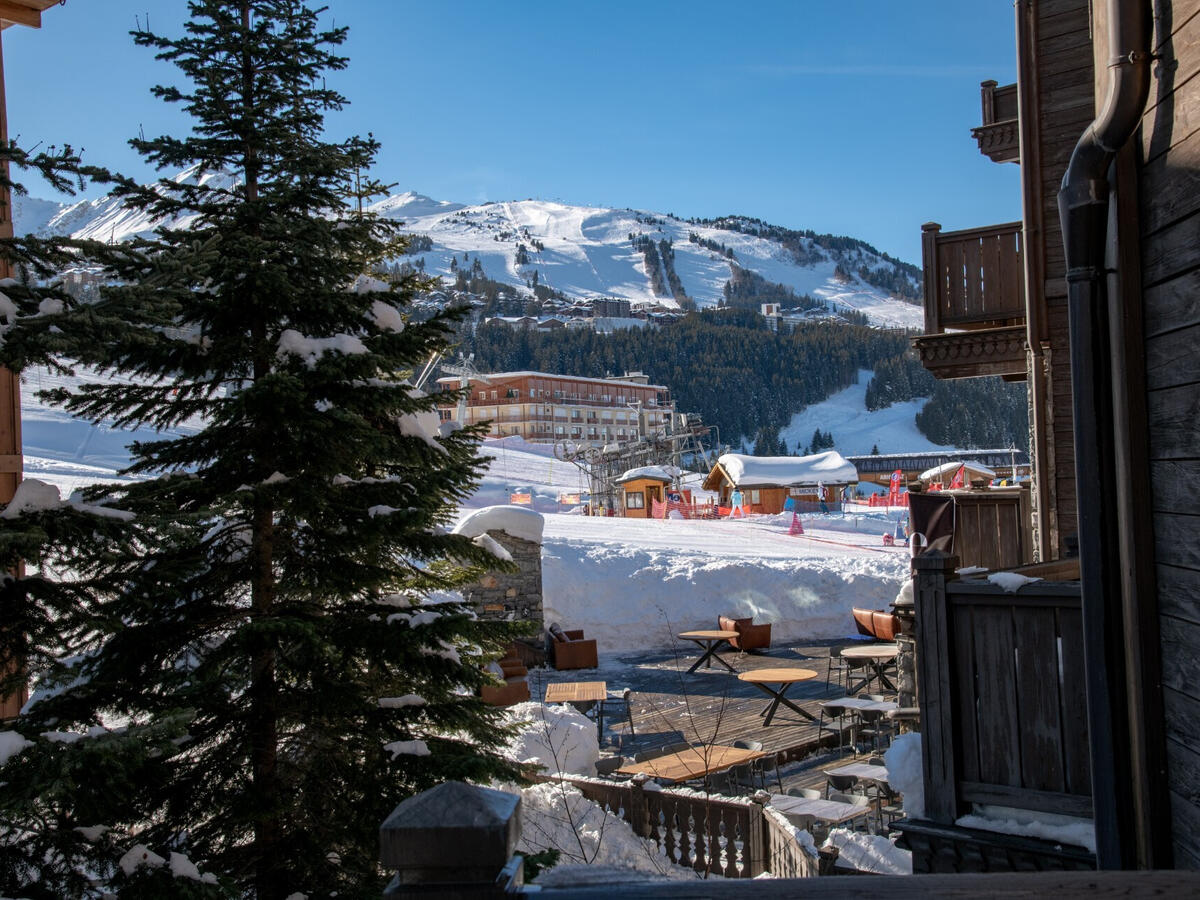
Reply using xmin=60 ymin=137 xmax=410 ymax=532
xmin=0 ymin=4 xmax=521 ymax=897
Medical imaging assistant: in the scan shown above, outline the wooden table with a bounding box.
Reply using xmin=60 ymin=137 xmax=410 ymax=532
xmin=615 ymin=744 xmax=762 ymax=785
xmin=737 ymin=667 xmax=820 ymax=725
xmin=839 ymin=642 xmax=899 ymax=694
xmin=545 ymin=680 xmax=607 ymax=739
xmin=768 ymin=793 xmax=873 ymax=826
xmin=678 ymin=629 xmax=741 ymax=674
xmin=826 ymin=761 xmax=890 ymax=786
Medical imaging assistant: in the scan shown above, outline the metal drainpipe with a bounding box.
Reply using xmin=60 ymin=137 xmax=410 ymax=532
xmin=1057 ymin=0 xmax=1151 ymax=871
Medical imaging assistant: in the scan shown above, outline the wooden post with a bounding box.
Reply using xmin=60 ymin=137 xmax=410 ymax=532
xmin=0 ymin=26 xmax=26 ymax=722
xmin=628 ymin=773 xmax=651 ymax=838
xmin=980 ymin=79 xmax=999 ymax=126
xmin=912 ymin=550 xmax=960 ymax=824
xmin=747 ymin=791 xmax=768 ymax=877
xmin=921 ymin=223 xmax=942 ymax=335
xmin=379 ymin=781 xmax=522 ymax=899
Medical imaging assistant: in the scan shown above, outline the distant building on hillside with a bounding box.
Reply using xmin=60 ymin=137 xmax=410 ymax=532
xmin=845 ymin=448 xmax=1030 ymax=487
xmin=434 ymin=370 xmax=673 ymax=448
xmin=592 ymin=298 xmax=631 ymax=318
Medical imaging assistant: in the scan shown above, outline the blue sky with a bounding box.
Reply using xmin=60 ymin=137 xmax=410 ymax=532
xmin=4 ymin=1 xmax=1021 ymax=264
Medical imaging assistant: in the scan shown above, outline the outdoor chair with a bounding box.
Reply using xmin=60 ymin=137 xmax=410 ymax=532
xmin=865 ymin=756 xmax=898 ymax=831
xmin=825 ymin=648 xmax=850 ymax=691
xmin=786 ymin=787 xmax=823 ymax=799
xmin=817 ymin=699 xmax=859 ymax=754
xmin=547 ymin=623 xmax=598 ymax=670
xmin=717 ymin=615 xmax=772 ymax=652
xmin=731 ymin=738 xmax=763 ymax=790
xmin=754 ymin=749 xmax=783 ymax=792
xmin=825 ymin=772 xmax=859 ymax=798
xmin=478 ymin=646 xmax=530 ymax=707
xmin=594 ymin=756 xmax=627 ymax=778
xmin=856 ymin=695 xmax=894 ymax=753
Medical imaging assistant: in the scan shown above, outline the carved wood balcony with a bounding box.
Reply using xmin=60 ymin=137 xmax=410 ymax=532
xmin=972 ymin=80 xmax=1020 ymax=163
xmin=914 ymin=221 xmax=1028 ymax=380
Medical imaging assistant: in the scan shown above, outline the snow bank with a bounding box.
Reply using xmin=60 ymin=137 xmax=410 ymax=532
xmin=503 ymin=701 xmax=598 ymax=776
xmin=884 ymin=732 xmax=924 ymax=818
xmin=956 ymin=805 xmax=1096 ymax=854
xmin=823 ymin=829 xmax=911 ymax=875
xmin=454 ymin=505 xmax=544 ymax=544
xmin=541 ymin=519 xmax=908 ymax=651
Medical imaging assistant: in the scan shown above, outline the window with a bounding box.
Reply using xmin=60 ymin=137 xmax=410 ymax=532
xmin=555 ymin=426 xmax=565 ymax=435
xmin=748 ymin=490 xmax=761 ymax=504
xmin=625 ymin=490 xmax=645 ymax=509
xmin=601 ymin=394 xmax=611 ymax=403
xmin=490 ymin=390 xmax=497 ymax=400
xmin=505 ymin=389 xmax=519 ymax=399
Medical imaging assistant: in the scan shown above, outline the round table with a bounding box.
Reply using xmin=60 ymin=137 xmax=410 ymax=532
xmin=839 ymin=643 xmax=899 ymax=694
xmin=737 ymin=667 xmax=820 ymax=725
xmin=678 ymin=629 xmax=741 ymax=673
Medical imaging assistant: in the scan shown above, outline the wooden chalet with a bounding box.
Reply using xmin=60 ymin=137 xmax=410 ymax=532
xmin=900 ymin=0 xmax=1200 ymax=875
xmin=846 ymin=449 xmax=1031 ymax=488
xmin=702 ymin=451 xmax=856 ymax=515
xmin=614 ymin=466 xmax=673 ymax=519
xmin=0 ymin=1 xmax=67 ymax=720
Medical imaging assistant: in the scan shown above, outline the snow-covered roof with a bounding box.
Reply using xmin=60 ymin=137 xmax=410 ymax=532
xmin=452 ymin=505 xmax=544 ymax=543
xmin=714 ymin=451 xmax=858 ymax=488
xmin=438 ymin=370 xmax=667 ymax=391
xmin=615 ymin=465 xmax=677 ymax=485
xmin=918 ymin=460 xmax=997 ymax=481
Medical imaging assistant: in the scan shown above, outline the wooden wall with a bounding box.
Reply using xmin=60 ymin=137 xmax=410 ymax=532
xmin=1019 ymin=0 xmax=1097 ymax=558
xmin=1139 ymin=0 xmax=1200 ymax=870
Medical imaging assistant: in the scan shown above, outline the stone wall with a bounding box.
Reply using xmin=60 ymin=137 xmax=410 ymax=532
xmin=459 ymin=529 xmax=543 ymax=628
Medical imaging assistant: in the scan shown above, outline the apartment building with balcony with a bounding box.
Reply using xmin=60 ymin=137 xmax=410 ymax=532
xmin=434 ymin=371 xmax=673 ymax=448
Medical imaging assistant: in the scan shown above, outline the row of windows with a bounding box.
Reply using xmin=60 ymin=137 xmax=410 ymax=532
xmin=474 ymin=386 xmax=658 ymax=406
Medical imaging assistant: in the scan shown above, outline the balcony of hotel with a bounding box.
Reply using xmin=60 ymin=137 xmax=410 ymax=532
xmin=912 ymin=221 xmax=1027 ymax=381
xmin=971 ymin=80 xmax=1019 ymax=163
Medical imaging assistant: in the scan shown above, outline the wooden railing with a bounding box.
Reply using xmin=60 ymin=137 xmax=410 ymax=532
xmin=913 ymin=551 xmax=1092 ymax=823
xmin=921 ymin=222 xmax=1026 ymax=334
xmin=910 ymin=486 xmax=1034 ymax=572
xmin=542 ymin=774 xmax=818 ymax=879
xmin=973 ymin=81 xmax=1020 ymax=162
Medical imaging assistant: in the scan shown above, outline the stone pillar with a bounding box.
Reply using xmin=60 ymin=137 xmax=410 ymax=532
xmin=458 ymin=529 xmax=544 ymax=629
xmin=380 ymin=781 xmax=522 ymax=899
xmin=894 ymin=583 xmax=918 ymax=728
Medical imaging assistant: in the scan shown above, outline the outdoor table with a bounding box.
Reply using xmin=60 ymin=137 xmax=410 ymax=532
xmin=737 ymin=667 xmax=821 ymax=725
xmin=615 ymin=744 xmax=763 ymax=785
xmin=821 ymin=697 xmax=899 ymax=713
xmin=825 ymin=761 xmax=890 ymax=786
xmin=677 ymin=629 xmax=741 ymax=674
xmin=545 ymin=680 xmax=608 ymax=740
xmin=768 ymin=793 xmax=873 ymax=827
xmin=839 ymin=643 xmax=900 ymax=694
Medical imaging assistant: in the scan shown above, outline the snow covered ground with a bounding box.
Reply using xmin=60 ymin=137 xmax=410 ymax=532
xmin=17 ymin=362 xmax=916 ymax=655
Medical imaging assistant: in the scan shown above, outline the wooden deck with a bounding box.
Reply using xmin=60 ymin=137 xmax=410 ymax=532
xmin=528 ymin=640 xmax=886 ymax=784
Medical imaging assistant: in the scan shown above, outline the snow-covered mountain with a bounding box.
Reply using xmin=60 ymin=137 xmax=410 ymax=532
xmin=13 ymin=168 xmax=924 ymax=329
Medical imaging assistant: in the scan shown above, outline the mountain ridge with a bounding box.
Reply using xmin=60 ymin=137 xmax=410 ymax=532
xmin=13 ymin=171 xmax=924 ymax=330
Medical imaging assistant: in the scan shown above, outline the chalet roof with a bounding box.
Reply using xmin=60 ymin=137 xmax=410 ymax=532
xmin=704 ymin=451 xmax=858 ymax=491
xmin=919 ymin=460 xmax=997 ymax=482
xmin=615 ymin=465 xmax=677 ymax=485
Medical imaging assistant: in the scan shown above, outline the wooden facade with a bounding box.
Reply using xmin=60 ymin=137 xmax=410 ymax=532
xmin=905 ymin=0 xmax=1200 ymax=874
xmin=0 ymin=0 xmax=62 ymax=720
xmin=616 ymin=474 xmax=669 ymax=518
xmin=1134 ymin=0 xmax=1200 ymax=869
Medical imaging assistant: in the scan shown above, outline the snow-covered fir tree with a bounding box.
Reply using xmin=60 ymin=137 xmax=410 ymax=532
xmin=0 ymin=3 xmax=523 ymax=897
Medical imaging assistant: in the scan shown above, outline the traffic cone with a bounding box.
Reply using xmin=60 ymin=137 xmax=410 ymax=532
xmin=789 ymin=512 xmax=805 ymax=536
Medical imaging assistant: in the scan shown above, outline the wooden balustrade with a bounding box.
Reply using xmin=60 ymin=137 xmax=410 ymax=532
xmin=540 ymin=774 xmax=816 ymax=879
xmin=922 ymin=221 xmax=1026 ymax=333
xmin=914 ymin=221 xmax=1028 ymax=380
xmin=912 ymin=552 xmax=1091 ymax=825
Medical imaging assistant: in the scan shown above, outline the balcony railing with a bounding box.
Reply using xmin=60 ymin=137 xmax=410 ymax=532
xmin=913 ymin=221 xmax=1028 ymax=380
xmin=972 ymin=80 xmax=1020 ymax=163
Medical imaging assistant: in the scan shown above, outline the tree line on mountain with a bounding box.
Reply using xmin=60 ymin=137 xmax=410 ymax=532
xmin=865 ymin=351 xmax=1028 ymax=449
xmin=689 ymin=214 xmax=923 ymax=303
xmin=459 ymin=307 xmax=912 ymax=451
xmin=722 ymin=262 xmax=825 ymax=313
